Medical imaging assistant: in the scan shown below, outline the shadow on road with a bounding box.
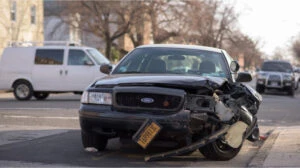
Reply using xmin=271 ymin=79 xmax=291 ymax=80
xmin=0 ymin=130 xmax=262 ymax=167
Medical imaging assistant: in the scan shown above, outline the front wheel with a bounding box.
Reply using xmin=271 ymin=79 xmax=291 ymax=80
xmin=295 ymin=81 xmax=299 ymax=90
xmin=13 ymin=80 xmax=33 ymax=100
xmin=199 ymin=139 xmax=242 ymax=160
xmin=288 ymin=86 xmax=294 ymax=96
xmin=81 ymin=131 xmax=108 ymax=151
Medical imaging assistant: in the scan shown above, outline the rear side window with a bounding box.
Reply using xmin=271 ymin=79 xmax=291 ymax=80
xmin=35 ymin=49 xmax=64 ymax=65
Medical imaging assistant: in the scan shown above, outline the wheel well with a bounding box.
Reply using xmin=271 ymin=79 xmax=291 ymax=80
xmin=12 ymin=79 xmax=32 ymax=88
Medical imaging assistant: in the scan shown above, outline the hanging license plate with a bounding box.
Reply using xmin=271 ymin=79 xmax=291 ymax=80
xmin=132 ymin=119 xmax=162 ymax=149
xmin=271 ymin=82 xmax=278 ymax=86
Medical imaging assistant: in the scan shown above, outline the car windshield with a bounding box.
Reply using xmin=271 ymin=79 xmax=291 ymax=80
xmin=112 ymin=47 xmax=228 ymax=78
xmin=86 ymin=49 xmax=110 ymax=65
xmin=261 ymin=62 xmax=293 ymax=73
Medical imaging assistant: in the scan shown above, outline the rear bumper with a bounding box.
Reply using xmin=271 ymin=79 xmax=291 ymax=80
xmin=79 ymin=104 xmax=191 ymax=139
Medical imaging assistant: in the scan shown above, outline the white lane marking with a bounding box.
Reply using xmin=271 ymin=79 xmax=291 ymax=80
xmin=3 ymin=115 xmax=78 ymax=120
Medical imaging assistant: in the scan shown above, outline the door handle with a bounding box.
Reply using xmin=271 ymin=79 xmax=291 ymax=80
xmin=59 ymin=70 xmax=63 ymax=75
xmin=65 ymin=70 xmax=68 ymax=75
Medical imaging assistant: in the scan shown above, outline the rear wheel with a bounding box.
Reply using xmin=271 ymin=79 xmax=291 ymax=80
xmin=34 ymin=92 xmax=49 ymax=100
xmin=81 ymin=131 xmax=108 ymax=151
xmin=13 ymin=80 xmax=33 ymax=100
xmin=199 ymin=139 xmax=242 ymax=160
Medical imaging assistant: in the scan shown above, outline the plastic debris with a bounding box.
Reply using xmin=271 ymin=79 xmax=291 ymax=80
xmin=85 ymin=147 xmax=98 ymax=153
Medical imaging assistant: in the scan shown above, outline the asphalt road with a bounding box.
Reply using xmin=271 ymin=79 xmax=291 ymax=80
xmin=0 ymin=84 xmax=299 ymax=167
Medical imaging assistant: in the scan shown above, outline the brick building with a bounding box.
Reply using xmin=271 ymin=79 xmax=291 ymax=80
xmin=0 ymin=0 xmax=44 ymax=56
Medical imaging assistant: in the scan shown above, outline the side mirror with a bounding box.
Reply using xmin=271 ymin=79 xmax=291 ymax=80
xmin=230 ymin=61 xmax=240 ymax=72
xmin=236 ymin=72 xmax=252 ymax=82
xmin=84 ymin=60 xmax=94 ymax=66
xmin=100 ymin=64 xmax=112 ymax=74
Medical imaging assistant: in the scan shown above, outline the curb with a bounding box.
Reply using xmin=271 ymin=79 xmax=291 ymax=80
xmin=248 ymin=129 xmax=280 ymax=167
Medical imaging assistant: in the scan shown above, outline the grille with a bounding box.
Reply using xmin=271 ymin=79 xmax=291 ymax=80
xmin=267 ymin=74 xmax=281 ymax=86
xmin=268 ymin=75 xmax=281 ymax=81
xmin=116 ymin=93 xmax=182 ymax=110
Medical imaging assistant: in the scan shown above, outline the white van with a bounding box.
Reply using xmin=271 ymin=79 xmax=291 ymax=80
xmin=0 ymin=43 xmax=110 ymax=100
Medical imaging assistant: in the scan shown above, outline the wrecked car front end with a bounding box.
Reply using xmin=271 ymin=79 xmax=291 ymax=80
xmin=79 ymin=75 xmax=261 ymax=161
xmin=79 ymin=44 xmax=262 ymax=161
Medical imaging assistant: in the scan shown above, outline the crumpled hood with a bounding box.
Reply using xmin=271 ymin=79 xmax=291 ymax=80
xmin=94 ymin=74 xmax=228 ymax=89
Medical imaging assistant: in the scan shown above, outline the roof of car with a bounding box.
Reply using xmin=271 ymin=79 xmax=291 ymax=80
xmin=137 ymin=44 xmax=223 ymax=53
xmin=7 ymin=46 xmax=95 ymax=50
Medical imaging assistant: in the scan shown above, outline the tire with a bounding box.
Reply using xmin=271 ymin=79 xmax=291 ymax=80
xmin=81 ymin=131 xmax=108 ymax=151
xmin=34 ymin=92 xmax=49 ymax=100
xmin=295 ymin=81 xmax=299 ymax=90
xmin=13 ymin=80 xmax=33 ymax=100
xmin=255 ymin=84 xmax=265 ymax=94
xmin=288 ymin=86 xmax=294 ymax=96
xmin=199 ymin=139 xmax=242 ymax=161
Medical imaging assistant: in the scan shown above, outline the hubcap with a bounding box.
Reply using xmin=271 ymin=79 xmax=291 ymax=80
xmin=16 ymin=84 xmax=30 ymax=98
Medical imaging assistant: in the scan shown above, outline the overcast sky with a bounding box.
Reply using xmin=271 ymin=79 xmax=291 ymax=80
xmin=230 ymin=0 xmax=300 ymax=56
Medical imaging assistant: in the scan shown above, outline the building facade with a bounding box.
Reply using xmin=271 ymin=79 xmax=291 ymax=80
xmin=44 ymin=1 xmax=105 ymax=51
xmin=43 ymin=1 xmax=151 ymax=59
xmin=0 ymin=0 xmax=44 ymax=56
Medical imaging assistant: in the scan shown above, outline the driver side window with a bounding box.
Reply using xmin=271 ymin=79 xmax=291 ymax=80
xmin=68 ymin=50 xmax=93 ymax=66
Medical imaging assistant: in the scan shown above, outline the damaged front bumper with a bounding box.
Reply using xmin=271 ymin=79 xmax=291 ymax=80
xmin=79 ymin=104 xmax=191 ymax=140
xmin=145 ymin=124 xmax=230 ymax=161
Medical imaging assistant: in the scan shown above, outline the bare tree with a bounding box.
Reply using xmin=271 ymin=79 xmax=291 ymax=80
xmin=292 ymin=39 xmax=300 ymax=61
xmin=126 ymin=0 xmax=184 ymax=48
xmin=148 ymin=1 xmax=184 ymax=44
xmin=227 ymin=32 xmax=263 ymax=69
xmin=48 ymin=0 xmax=262 ymax=65
xmin=125 ymin=1 xmax=148 ymax=48
xmin=177 ymin=0 xmax=238 ymax=48
xmin=56 ymin=1 xmax=142 ymax=60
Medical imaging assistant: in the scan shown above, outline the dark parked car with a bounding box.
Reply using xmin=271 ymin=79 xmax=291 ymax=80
xmin=256 ymin=60 xmax=295 ymax=96
xmin=79 ymin=44 xmax=262 ymax=161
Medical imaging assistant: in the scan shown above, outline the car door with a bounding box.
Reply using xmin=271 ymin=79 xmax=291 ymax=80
xmin=63 ymin=49 xmax=96 ymax=91
xmin=31 ymin=48 xmax=65 ymax=91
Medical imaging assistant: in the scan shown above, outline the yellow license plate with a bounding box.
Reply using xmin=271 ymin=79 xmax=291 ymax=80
xmin=137 ymin=121 xmax=161 ymax=149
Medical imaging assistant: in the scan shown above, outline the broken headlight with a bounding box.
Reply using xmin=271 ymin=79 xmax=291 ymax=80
xmin=186 ymin=95 xmax=215 ymax=113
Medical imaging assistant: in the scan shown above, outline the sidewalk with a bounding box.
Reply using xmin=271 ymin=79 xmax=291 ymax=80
xmin=249 ymin=126 xmax=300 ymax=167
xmin=0 ymin=92 xmax=13 ymax=98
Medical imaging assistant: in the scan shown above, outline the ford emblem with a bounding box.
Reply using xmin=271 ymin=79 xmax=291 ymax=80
xmin=141 ymin=97 xmax=154 ymax=103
